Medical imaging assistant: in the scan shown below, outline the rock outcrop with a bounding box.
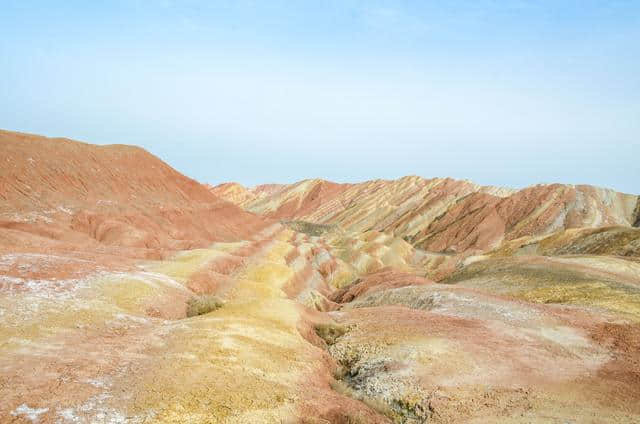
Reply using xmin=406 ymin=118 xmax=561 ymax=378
xmin=212 ymin=176 xmax=638 ymax=253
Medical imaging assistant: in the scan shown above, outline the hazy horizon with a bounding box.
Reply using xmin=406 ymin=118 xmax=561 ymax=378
xmin=2 ymin=1 xmax=638 ymax=193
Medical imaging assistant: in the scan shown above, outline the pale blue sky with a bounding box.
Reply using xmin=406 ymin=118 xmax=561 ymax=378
xmin=1 ymin=1 xmax=639 ymax=193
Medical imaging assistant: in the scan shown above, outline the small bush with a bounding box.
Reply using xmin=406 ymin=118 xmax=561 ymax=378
xmin=186 ymin=294 xmax=224 ymax=317
xmin=282 ymin=220 xmax=336 ymax=236
xmin=314 ymin=322 xmax=347 ymax=346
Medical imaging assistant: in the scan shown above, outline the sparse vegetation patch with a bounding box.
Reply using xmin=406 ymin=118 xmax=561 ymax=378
xmin=186 ymin=294 xmax=224 ymax=317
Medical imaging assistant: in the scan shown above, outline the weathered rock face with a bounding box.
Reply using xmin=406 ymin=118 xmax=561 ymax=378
xmin=1 ymin=129 xmax=640 ymax=423
xmin=212 ymin=177 xmax=638 ymax=253
xmin=0 ymin=130 xmax=271 ymax=259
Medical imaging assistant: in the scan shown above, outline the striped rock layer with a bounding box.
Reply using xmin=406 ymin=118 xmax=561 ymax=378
xmin=1 ymin=129 xmax=640 ymax=423
xmin=211 ymin=177 xmax=639 ymax=253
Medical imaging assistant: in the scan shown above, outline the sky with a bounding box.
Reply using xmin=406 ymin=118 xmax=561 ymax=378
xmin=1 ymin=1 xmax=639 ymax=193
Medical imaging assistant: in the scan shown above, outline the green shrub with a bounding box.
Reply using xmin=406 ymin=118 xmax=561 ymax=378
xmin=314 ymin=322 xmax=347 ymax=346
xmin=186 ymin=294 xmax=224 ymax=317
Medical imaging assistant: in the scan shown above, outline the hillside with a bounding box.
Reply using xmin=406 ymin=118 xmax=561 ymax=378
xmin=0 ymin=129 xmax=270 ymax=259
xmin=211 ymin=176 xmax=639 ymax=253
xmin=1 ymin=130 xmax=639 ymax=423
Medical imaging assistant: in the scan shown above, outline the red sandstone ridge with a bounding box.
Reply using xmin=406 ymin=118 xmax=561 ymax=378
xmin=0 ymin=129 xmax=271 ymax=260
xmin=211 ymin=176 xmax=639 ymax=253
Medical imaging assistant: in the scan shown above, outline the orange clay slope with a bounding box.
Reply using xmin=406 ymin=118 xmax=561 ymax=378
xmin=0 ymin=129 xmax=272 ymax=261
xmin=211 ymin=170 xmax=640 ymax=423
xmin=0 ymin=130 xmax=403 ymax=422
xmin=2 ymin=128 xmax=640 ymax=423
